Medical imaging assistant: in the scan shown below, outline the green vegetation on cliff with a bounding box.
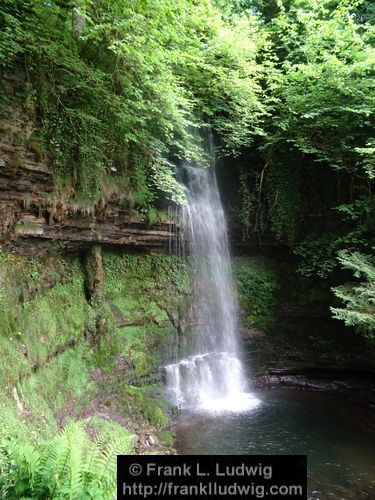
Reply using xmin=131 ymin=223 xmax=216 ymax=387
xmin=0 ymin=249 xmax=187 ymax=497
xmin=223 ymin=0 xmax=374 ymax=334
xmin=1 ymin=0 xmax=373 ymax=331
xmin=234 ymin=257 xmax=279 ymax=332
xmin=0 ymin=0 xmax=264 ymax=208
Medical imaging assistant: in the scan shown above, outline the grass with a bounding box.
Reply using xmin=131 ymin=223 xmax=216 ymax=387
xmin=18 ymin=344 xmax=95 ymax=437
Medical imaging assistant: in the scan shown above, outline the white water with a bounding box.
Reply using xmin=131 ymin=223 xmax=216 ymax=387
xmin=166 ymin=165 xmax=260 ymax=413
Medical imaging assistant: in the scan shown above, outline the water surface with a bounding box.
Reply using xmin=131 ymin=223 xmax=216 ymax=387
xmin=174 ymin=390 xmax=375 ymax=498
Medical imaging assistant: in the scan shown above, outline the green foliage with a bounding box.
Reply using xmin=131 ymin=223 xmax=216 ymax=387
xmin=295 ymin=233 xmax=347 ymax=279
xmin=0 ymin=418 xmax=134 ymax=499
xmin=124 ymin=386 xmax=170 ymax=430
xmin=331 ymin=250 xmax=375 ymax=336
xmin=1 ymin=0 xmax=373 ymax=274
xmin=233 ymin=258 xmax=279 ymax=331
xmin=0 ymin=250 xmax=185 ymax=500
xmin=155 ymin=430 xmax=175 ymax=447
xmin=18 ymin=345 xmax=95 ymax=436
xmin=0 ymin=251 xmax=89 ymax=386
xmin=294 ymin=205 xmax=373 ymax=278
xmin=0 ymin=0 xmax=268 ymax=207
xmin=264 ymin=159 xmax=302 ymax=243
xmin=90 ymin=254 xmax=180 ymax=429
xmin=212 ymin=0 xmax=374 ymax=282
xmin=213 ymin=0 xmax=375 ymax=305
xmin=0 ymin=249 xmax=179 ymax=467
xmin=103 ymin=253 xmax=189 ymax=311
xmin=173 ymin=4 xmax=266 ymax=153
xmin=102 ymin=253 xmax=189 ymax=383
xmin=262 ymin=0 xmax=374 ymax=242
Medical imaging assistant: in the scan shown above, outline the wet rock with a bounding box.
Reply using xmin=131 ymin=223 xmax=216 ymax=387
xmin=0 ymin=70 xmax=178 ymax=255
xmin=242 ymin=327 xmax=265 ymax=339
xmin=145 ymin=433 xmax=157 ymax=447
xmin=255 ymin=365 xmax=375 ymax=408
xmin=109 ymin=302 xmax=126 ymax=326
xmin=137 ymin=437 xmax=148 ymax=447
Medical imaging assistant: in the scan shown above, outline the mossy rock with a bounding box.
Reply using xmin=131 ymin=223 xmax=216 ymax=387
xmin=144 ymin=405 xmax=169 ymax=430
xmin=156 ymin=430 xmax=175 ymax=447
xmin=132 ymin=352 xmax=151 ymax=378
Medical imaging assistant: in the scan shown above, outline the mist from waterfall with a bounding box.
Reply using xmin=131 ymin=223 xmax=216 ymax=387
xmin=165 ymin=165 xmax=260 ymax=413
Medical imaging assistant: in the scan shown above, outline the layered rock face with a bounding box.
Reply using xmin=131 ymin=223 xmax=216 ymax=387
xmin=0 ymin=69 xmax=173 ymax=256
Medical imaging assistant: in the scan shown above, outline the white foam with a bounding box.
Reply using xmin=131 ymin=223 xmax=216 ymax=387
xmin=198 ymin=392 xmax=261 ymax=414
xmin=166 ymin=165 xmax=258 ymax=413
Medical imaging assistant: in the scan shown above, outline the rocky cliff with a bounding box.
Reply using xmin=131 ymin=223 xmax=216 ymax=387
xmin=0 ymin=68 xmax=174 ymax=256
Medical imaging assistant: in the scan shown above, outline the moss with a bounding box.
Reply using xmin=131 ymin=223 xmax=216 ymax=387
xmin=142 ymin=207 xmax=169 ymax=226
xmin=0 ymin=251 xmax=88 ymax=384
xmin=14 ymin=221 xmax=44 ymax=235
xmin=17 ymin=344 xmax=95 ymax=436
xmin=146 ymin=406 xmax=169 ymax=429
xmin=123 ymin=385 xmax=170 ymax=430
xmin=132 ymin=351 xmax=151 ymax=378
xmin=0 ymin=251 xmax=178 ymax=497
xmin=156 ymin=430 xmax=175 ymax=447
xmin=101 ymin=252 xmax=189 ymax=383
xmin=93 ymin=333 xmax=121 ymax=373
xmin=233 ymin=257 xmax=279 ymax=332
xmin=0 ymin=249 xmax=182 ymax=449
xmin=27 ymin=140 xmax=45 ymax=160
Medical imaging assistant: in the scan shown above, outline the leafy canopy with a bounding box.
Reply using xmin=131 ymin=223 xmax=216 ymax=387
xmin=0 ymin=0 xmax=265 ymax=207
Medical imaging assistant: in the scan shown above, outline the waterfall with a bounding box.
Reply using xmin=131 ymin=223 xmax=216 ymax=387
xmin=165 ymin=165 xmax=260 ymax=413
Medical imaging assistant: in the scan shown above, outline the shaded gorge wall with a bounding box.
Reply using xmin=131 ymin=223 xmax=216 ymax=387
xmin=0 ymin=249 xmax=189 ymax=448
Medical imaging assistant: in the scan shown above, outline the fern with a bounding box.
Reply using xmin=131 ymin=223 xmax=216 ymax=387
xmin=67 ymin=424 xmax=85 ymax=499
xmin=1 ymin=418 xmax=135 ymax=499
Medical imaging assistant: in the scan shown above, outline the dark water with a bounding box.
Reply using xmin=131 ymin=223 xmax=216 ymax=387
xmin=174 ymin=390 xmax=375 ymax=499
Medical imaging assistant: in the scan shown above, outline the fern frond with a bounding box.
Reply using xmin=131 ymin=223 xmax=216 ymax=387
xmin=1 ymin=417 xmax=134 ymax=499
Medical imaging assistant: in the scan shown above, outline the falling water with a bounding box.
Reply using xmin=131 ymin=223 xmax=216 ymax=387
xmin=165 ymin=165 xmax=260 ymax=413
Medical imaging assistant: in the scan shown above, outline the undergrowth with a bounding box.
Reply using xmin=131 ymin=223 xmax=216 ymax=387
xmin=233 ymin=257 xmax=279 ymax=332
xmin=0 ymin=412 xmax=134 ymax=499
xmin=0 ymin=249 xmax=186 ymax=496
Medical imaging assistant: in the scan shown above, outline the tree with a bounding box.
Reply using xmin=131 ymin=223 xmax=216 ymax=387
xmin=0 ymin=0 xmax=266 ymax=209
xmin=331 ymin=251 xmax=375 ymax=336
